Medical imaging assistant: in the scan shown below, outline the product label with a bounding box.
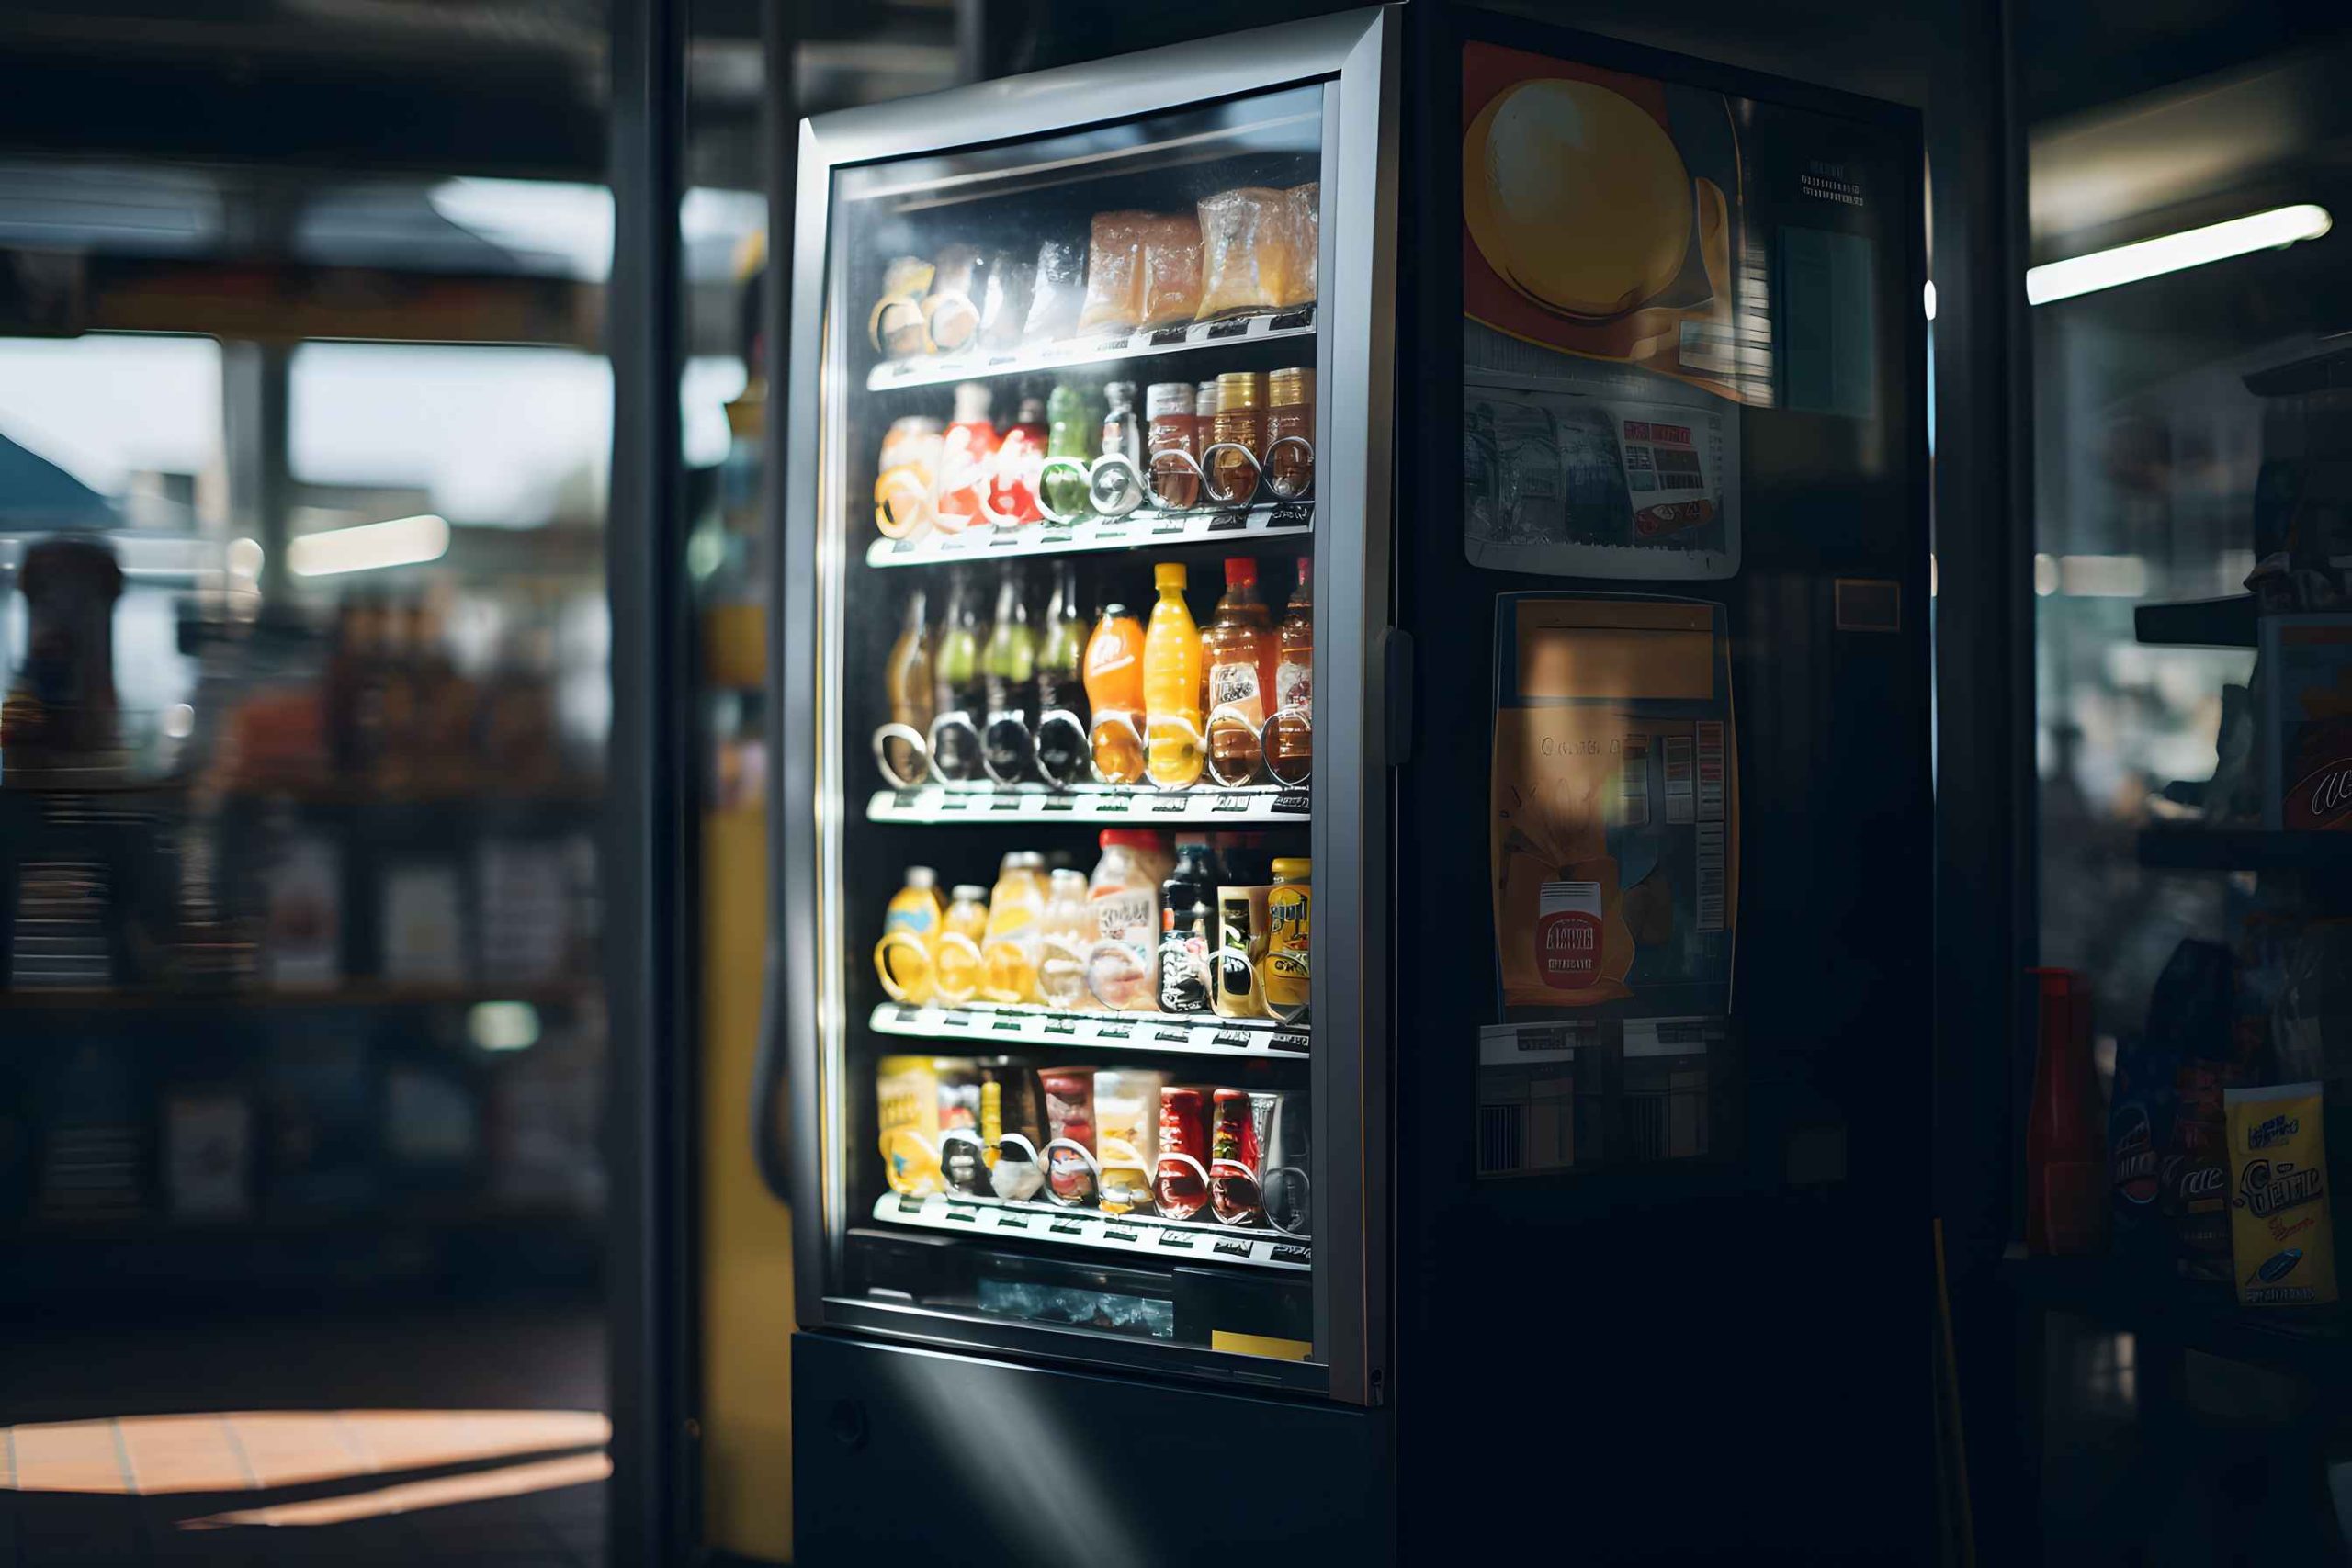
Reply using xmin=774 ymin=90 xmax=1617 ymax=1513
xmin=1537 ymin=908 xmax=1602 ymax=989
xmin=1209 ymin=661 xmax=1261 ymax=713
xmin=2227 ymin=1084 xmax=2339 ymax=1306
xmin=1273 ymin=660 xmax=1311 ymax=718
xmin=2284 ymin=758 xmax=2352 ymax=831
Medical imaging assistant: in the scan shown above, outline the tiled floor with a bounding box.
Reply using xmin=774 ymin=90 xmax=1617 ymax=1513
xmin=0 ymin=1298 xmax=607 ymax=1566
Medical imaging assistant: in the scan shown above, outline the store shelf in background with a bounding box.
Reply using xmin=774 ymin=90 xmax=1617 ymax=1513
xmin=0 ymin=979 xmax=603 ymax=1012
xmin=867 ymin=783 xmax=1307 ymax=826
xmin=865 ymin=500 xmax=1312 ymax=569
xmin=2003 ymin=1254 xmax=2352 ymax=1387
xmin=870 ymin=1001 xmax=1306 ymax=1059
xmin=865 ymin=306 xmax=1315 ymax=392
xmin=872 ymin=1190 xmax=1309 ymax=1272
xmin=2135 ymin=827 xmax=2352 ymax=874
xmin=2134 ymin=594 xmax=2256 ymax=648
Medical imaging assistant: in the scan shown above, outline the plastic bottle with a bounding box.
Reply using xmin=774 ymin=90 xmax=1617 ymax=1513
xmin=873 ymin=865 xmax=946 ymax=1003
xmin=1042 ymin=381 xmax=1101 ymax=520
xmin=1201 ymin=558 xmax=1277 ymax=784
xmin=1261 ymin=857 xmax=1311 ymax=1020
xmin=1090 ymin=380 xmax=1145 ymax=517
xmin=1264 ymin=367 xmax=1315 ymax=498
xmin=1206 ymin=371 xmax=1266 ymax=504
xmin=930 ymin=570 xmax=985 ymax=782
xmin=989 ymin=391 xmax=1047 ymax=525
xmin=979 ymin=564 xmax=1038 ymax=784
xmin=1034 ymin=561 xmax=1091 ymax=785
xmin=1146 ymin=381 xmax=1201 ymax=510
xmin=1158 ymin=838 xmax=1216 ymax=1015
xmin=935 ymin=381 xmax=1001 ymax=532
xmin=981 ymin=851 xmax=1048 ymax=1004
xmin=1087 ymin=829 xmax=1171 ymax=1011
xmin=1083 ymin=602 xmax=1148 ymax=785
xmin=1142 ymin=561 xmax=1204 ymax=790
xmin=934 ymin=884 xmax=989 ymax=1005
xmin=1267 ymin=555 xmax=1313 ymax=783
xmin=882 ymin=587 xmax=934 ymax=785
xmin=1035 ymin=867 xmax=1094 ymax=1011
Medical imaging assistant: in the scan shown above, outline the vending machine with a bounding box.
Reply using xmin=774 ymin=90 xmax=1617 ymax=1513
xmin=773 ymin=6 xmax=1930 ymax=1558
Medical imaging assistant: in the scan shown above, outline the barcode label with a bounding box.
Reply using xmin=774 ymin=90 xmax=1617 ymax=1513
xmin=1695 ymin=721 xmax=1726 ymax=823
xmin=1697 ymin=820 xmax=1727 ymax=932
xmin=1619 ymin=735 xmax=1651 ymax=828
xmin=1663 ymin=736 xmax=1695 ymax=825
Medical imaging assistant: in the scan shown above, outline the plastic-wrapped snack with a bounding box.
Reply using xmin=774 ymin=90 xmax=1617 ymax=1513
xmin=1077 ymin=210 xmax=1151 ymax=335
xmin=921 ymin=243 xmax=986 ymax=354
xmin=1194 ymin=186 xmax=1300 ymax=320
xmin=1281 ymin=182 xmax=1319 ymax=309
xmin=1137 ymin=213 xmax=1204 ymax=330
xmin=978 ymin=251 xmax=1035 ymax=352
xmin=1022 ymin=238 xmax=1084 ymax=345
xmin=870 ymin=255 xmax=935 ymax=358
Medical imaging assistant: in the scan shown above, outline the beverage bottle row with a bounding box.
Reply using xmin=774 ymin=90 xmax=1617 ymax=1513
xmin=874 ymin=833 xmax=1309 ymax=1023
xmin=874 ymin=370 xmax=1314 ymax=542
xmin=881 ymin=554 xmax=1311 ymax=792
xmin=877 ymin=1054 xmax=1310 ymax=1235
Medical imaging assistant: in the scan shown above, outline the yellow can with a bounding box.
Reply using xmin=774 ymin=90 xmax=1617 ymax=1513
xmin=1261 ymin=857 xmax=1310 ymax=1020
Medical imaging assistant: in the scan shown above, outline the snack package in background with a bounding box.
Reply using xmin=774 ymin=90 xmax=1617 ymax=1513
xmin=978 ymin=251 xmax=1035 ymax=351
xmin=870 ymin=255 xmax=935 ymax=358
xmin=1490 ymin=595 xmax=1736 ymax=1015
xmin=1077 ymin=211 xmax=1150 ymax=334
xmin=1282 ymin=183 xmax=1320 ymax=309
xmin=920 ymin=243 xmax=986 ymax=354
xmin=1021 ymin=239 xmax=1085 ymax=345
xmin=2113 ymin=939 xmax=2231 ymax=1262
xmin=1195 ymin=186 xmax=1306 ymax=320
xmin=2262 ymin=614 xmax=2352 ymax=831
xmin=1136 ymin=213 xmax=1205 ymax=329
xmin=2225 ymin=1082 xmax=2338 ymax=1306
xmin=1092 ymin=1068 xmax=1166 ymax=1216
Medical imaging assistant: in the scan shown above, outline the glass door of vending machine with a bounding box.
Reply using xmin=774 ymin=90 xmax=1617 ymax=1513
xmin=779 ymin=9 xmax=1395 ymax=1408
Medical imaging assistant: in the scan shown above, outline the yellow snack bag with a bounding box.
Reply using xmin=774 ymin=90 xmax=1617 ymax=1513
xmin=2225 ymin=1083 xmax=2338 ymax=1307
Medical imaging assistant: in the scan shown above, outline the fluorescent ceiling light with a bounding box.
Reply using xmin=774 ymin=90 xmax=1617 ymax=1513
xmin=2027 ymin=203 xmax=2332 ymax=305
xmin=288 ymin=513 xmax=449 ymax=578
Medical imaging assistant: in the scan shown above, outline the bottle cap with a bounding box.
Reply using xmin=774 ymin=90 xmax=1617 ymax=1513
xmin=952 ymin=884 xmax=988 ymax=903
xmin=1214 ymin=371 xmax=1265 ymax=413
xmin=1271 ymin=857 xmax=1311 ymax=881
xmin=1098 ymin=601 xmax=1130 ymax=621
xmin=1155 ymin=561 xmax=1187 ymax=592
xmin=1146 ymin=382 xmax=1193 ymax=418
xmin=1195 ymin=381 xmax=1217 ymax=419
xmin=1050 ymin=867 xmax=1088 ymax=891
xmin=1100 ymin=829 xmax=1163 ymax=852
xmin=1102 ymin=380 xmax=1137 ymax=410
xmin=1268 ymin=367 xmax=1313 ymax=408
xmin=1009 ymin=851 xmax=1046 ymax=869
xmin=1225 ymin=558 xmax=1258 ymax=590
xmin=1297 ymin=556 xmax=1311 ymax=583
xmin=953 ymin=380 xmax=992 ymax=422
xmin=905 ymin=866 xmax=937 ymax=888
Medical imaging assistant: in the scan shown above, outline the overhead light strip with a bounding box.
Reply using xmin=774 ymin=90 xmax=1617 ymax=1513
xmin=287 ymin=513 xmax=450 ymax=578
xmin=2027 ymin=203 xmax=2332 ymax=306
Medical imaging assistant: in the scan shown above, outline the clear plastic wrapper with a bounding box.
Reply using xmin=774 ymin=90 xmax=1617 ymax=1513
xmin=1195 ymin=186 xmax=1313 ymax=320
xmin=920 ymin=243 xmax=986 ymax=354
xmin=1077 ymin=210 xmax=1150 ymax=334
xmin=1283 ymin=181 xmax=1319 ymax=309
xmin=978 ymin=251 xmax=1035 ymax=351
xmin=1137 ymin=213 xmax=1204 ymax=329
xmin=870 ymin=254 xmax=935 ymax=358
xmin=1021 ymin=238 xmax=1084 ymax=345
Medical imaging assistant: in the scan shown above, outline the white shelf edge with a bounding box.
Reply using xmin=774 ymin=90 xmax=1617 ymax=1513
xmin=865 ymin=784 xmax=1309 ymax=826
xmin=870 ymin=1190 xmax=1311 ymax=1272
xmin=865 ymin=306 xmax=1316 ymax=392
xmin=868 ymin=1000 xmax=1308 ymax=1058
xmin=865 ymin=499 xmax=1313 ymax=568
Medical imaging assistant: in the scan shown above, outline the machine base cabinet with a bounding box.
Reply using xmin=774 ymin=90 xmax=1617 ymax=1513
xmin=790 ymin=1332 xmax=1390 ymax=1565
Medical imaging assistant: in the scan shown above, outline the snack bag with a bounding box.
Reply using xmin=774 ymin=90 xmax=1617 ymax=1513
xmin=2225 ymin=1082 xmax=2338 ymax=1306
xmin=1490 ymin=594 xmax=1736 ymax=1014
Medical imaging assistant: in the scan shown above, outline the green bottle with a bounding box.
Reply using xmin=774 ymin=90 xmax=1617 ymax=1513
xmin=1043 ymin=381 xmax=1102 ymax=519
xmin=930 ymin=568 xmax=984 ymax=780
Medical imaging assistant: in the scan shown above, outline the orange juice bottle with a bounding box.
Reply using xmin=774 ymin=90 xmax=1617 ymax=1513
xmin=1142 ymin=561 xmax=1204 ymax=789
xmin=933 ymin=884 xmax=989 ymax=1005
xmin=1083 ymin=601 xmax=1148 ymax=785
xmin=873 ymin=865 xmax=945 ymax=1002
xmin=981 ymin=851 xmax=1048 ymax=1003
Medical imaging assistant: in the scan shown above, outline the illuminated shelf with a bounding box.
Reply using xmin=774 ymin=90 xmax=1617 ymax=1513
xmin=869 ymin=1000 xmax=1307 ymax=1058
xmin=864 ymin=499 xmax=1311 ymax=568
xmin=872 ymin=1190 xmax=1309 ymax=1272
xmin=865 ymin=782 xmax=1307 ymax=826
xmin=864 ymin=305 xmax=1315 ymax=392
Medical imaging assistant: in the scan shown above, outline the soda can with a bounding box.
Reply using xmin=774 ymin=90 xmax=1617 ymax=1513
xmin=1210 ymin=1086 xmax=1263 ymax=1227
xmin=1155 ymin=1086 xmax=1212 ymax=1220
xmin=1254 ymin=1089 xmax=1311 ymax=1236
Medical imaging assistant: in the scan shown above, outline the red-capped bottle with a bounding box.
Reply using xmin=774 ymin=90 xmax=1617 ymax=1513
xmin=2026 ymin=967 xmax=2105 ymax=1256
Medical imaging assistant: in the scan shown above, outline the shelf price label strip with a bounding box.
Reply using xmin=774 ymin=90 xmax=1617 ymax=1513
xmin=864 ymin=306 xmax=1317 ymax=393
xmin=870 ymin=1002 xmax=1309 ymax=1058
xmin=876 ymin=1190 xmax=1310 ymax=1272
xmin=866 ymin=785 xmax=1308 ymax=826
xmin=866 ymin=501 xmax=1313 ymax=569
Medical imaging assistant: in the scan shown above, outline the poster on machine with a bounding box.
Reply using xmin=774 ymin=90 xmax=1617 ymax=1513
xmin=1460 ymin=40 xmax=1758 ymax=580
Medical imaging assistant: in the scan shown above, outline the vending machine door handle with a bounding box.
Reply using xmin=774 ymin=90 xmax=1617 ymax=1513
xmin=1378 ymin=625 xmax=1414 ymax=765
xmin=752 ymin=930 xmax=792 ymax=1204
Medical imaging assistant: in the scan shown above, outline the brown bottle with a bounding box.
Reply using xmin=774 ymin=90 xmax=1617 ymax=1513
xmin=1268 ymin=556 xmax=1312 ymax=778
xmin=1200 ymin=558 xmax=1275 ymax=774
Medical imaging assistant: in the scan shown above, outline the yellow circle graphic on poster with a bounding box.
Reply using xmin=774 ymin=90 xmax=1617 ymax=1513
xmin=1464 ymin=78 xmax=1694 ymax=322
